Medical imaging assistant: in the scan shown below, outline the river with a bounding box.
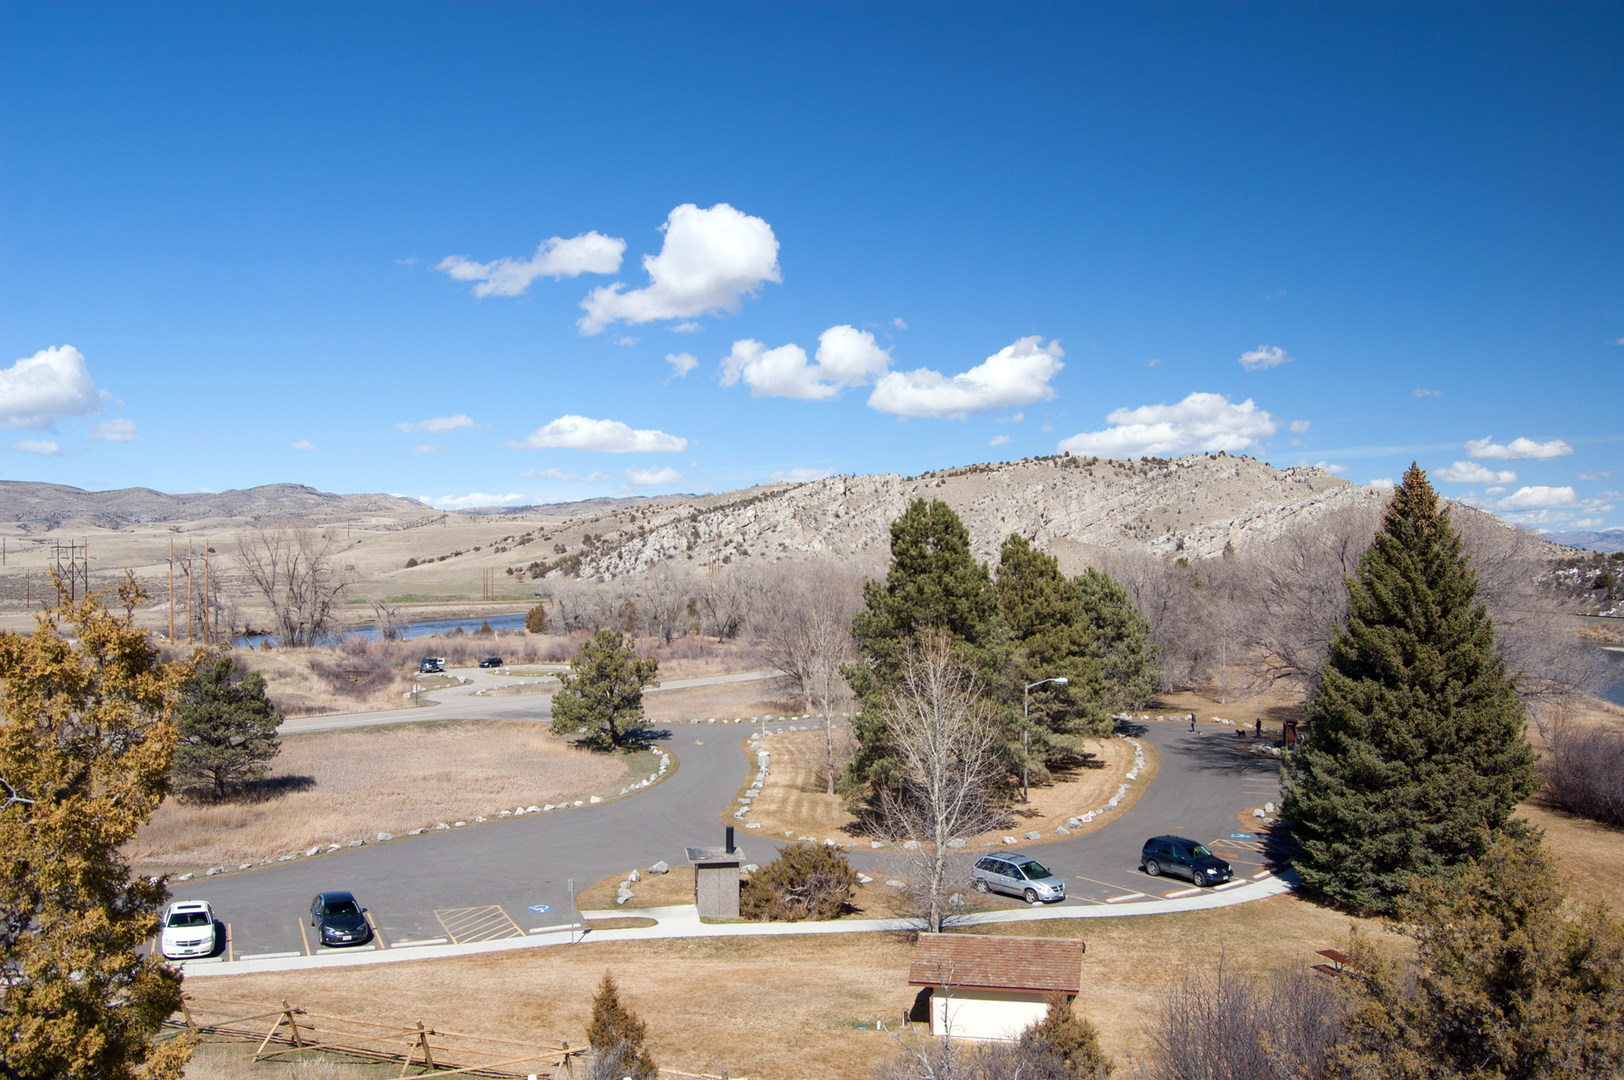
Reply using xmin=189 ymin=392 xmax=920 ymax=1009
xmin=236 ymin=612 xmax=528 ymax=649
xmin=1597 ymin=643 xmax=1624 ymax=708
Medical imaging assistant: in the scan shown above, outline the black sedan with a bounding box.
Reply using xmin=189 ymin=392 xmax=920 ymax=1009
xmin=478 ymin=656 xmax=503 ymax=668
xmin=310 ymin=891 xmax=372 ymax=947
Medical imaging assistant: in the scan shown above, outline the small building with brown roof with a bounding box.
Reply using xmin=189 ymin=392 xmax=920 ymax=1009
xmin=907 ymin=932 xmax=1086 ymax=1041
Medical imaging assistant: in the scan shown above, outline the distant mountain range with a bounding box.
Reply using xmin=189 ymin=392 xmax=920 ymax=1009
xmin=0 ymin=482 xmax=431 ymax=530
xmin=1542 ymin=528 xmax=1624 ymax=554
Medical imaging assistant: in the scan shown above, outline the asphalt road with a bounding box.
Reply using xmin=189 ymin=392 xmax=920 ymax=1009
xmin=170 ymin=698 xmax=1285 ymax=960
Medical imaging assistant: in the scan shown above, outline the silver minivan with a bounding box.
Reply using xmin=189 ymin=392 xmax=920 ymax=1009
xmin=971 ymin=853 xmax=1066 ymax=903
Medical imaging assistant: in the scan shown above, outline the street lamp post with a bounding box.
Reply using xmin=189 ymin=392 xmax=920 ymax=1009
xmin=1021 ymin=677 xmax=1069 ymax=803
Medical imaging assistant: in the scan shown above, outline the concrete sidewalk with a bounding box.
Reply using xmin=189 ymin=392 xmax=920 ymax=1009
xmin=176 ymin=871 xmax=1294 ymax=979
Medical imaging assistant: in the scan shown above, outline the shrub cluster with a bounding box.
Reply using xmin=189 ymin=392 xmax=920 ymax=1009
xmin=740 ymin=844 xmax=857 ymax=921
xmin=1542 ymin=719 xmax=1624 ymax=827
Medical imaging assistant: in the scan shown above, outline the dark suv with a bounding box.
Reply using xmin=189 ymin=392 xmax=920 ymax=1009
xmin=1140 ymin=835 xmax=1232 ymax=886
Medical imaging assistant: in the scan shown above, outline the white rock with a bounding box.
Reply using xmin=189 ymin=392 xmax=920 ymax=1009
xmin=903 ymin=840 xmax=921 ymax=851
xmin=743 ymin=863 xmax=760 ymax=873
xmin=409 ymin=828 xmax=425 ymax=835
xmin=1024 ymin=831 xmax=1041 ymax=840
xmin=746 ymin=822 xmax=761 ymax=829
xmin=1055 ymin=826 xmax=1070 ymax=836
xmin=377 ymin=832 xmax=393 ymax=841
xmin=857 ymin=873 xmax=873 ymax=884
xmin=1002 ymin=836 xmax=1018 ymax=845
xmin=1265 ymin=802 xmax=1277 ymax=814
xmin=589 ymin=796 xmax=603 ymax=804
xmin=452 ymin=822 xmax=465 ymax=829
xmin=573 ymin=800 xmax=584 ymax=806
xmin=327 ymin=843 xmax=342 ymax=851
xmin=436 ymin=823 xmax=450 ymax=830
xmin=306 ymin=846 xmax=322 ymax=857
xmin=871 ymin=840 xmax=885 ymax=849
xmin=206 ymin=866 xmax=225 ymax=876
xmin=279 ymin=854 xmax=297 ymax=862
xmin=1066 ymin=817 xmax=1082 ymax=828
xmin=177 ymin=872 xmax=194 ymax=881
xmin=886 ymin=880 xmax=908 ymax=889
xmin=528 ymin=805 xmax=541 ymax=813
xmin=499 ymin=810 xmax=512 ymax=818
xmin=1253 ymin=808 xmax=1267 ymax=818
xmin=947 ymin=838 xmax=966 ymax=849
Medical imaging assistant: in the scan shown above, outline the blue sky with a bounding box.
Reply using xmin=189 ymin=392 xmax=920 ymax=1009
xmin=2 ymin=3 xmax=1620 ymax=531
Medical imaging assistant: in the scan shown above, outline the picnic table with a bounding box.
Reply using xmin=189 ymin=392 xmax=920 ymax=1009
xmin=1312 ymin=948 xmax=1356 ymax=977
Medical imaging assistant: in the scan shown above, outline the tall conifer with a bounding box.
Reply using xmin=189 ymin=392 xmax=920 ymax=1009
xmin=1284 ymin=464 xmax=1537 ymax=911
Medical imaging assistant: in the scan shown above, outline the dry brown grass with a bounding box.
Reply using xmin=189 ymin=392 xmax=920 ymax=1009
xmin=128 ymin=723 xmax=637 ymax=876
xmin=642 ymin=680 xmax=802 ymax=724
xmin=731 ymin=730 xmax=1154 ymax=850
xmin=186 ymin=890 xmax=1394 ymax=1080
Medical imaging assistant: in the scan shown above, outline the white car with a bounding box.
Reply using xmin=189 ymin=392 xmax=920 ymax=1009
xmin=160 ymin=900 xmax=217 ymax=960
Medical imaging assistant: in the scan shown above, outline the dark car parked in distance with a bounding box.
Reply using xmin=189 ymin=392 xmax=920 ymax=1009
xmin=310 ymin=891 xmax=372 ymax=947
xmin=418 ymin=657 xmax=445 ymax=674
xmin=479 ymin=656 xmax=502 ymax=668
xmin=1140 ymin=835 xmax=1232 ymax=886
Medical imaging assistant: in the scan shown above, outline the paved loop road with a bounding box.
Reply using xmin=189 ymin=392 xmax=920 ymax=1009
xmin=171 ymin=673 xmax=1284 ymax=960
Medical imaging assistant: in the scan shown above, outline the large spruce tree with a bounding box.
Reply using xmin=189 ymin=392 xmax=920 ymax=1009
xmin=843 ymin=498 xmax=995 ymax=799
xmin=1283 ymin=463 xmax=1537 ymax=911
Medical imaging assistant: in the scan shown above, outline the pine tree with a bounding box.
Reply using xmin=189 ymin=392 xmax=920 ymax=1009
xmin=1283 ymin=463 xmax=1537 ymax=911
xmin=1074 ymin=567 xmax=1159 ymax=712
xmin=843 ymin=499 xmax=995 ymax=800
xmin=586 ymin=972 xmax=658 ymax=1080
xmin=550 ymin=631 xmax=659 ymax=752
xmin=172 ymin=654 xmax=283 ymax=799
xmin=994 ymin=535 xmax=1109 ymax=791
xmin=0 ymin=580 xmax=193 ymax=1080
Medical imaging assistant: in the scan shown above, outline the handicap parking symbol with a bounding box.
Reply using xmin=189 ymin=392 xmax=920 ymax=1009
xmin=1229 ymin=833 xmax=1255 ymax=840
xmin=527 ymin=904 xmax=552 ymax=914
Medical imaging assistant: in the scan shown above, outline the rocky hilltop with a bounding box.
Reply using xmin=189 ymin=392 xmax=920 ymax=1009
xmin=0 ymin=481 xmax=433 ymax=530
xmin=572 ymin=454 xmax=1387 ymax=580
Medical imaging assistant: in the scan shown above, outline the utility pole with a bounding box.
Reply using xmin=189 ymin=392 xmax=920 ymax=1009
xmin=168 ymin=539 xmax=175 ymax=643
xmin=202 ymin=552 xmax=210 ymax=646
xmin=186 ymin=539 xmax=193 ymax=646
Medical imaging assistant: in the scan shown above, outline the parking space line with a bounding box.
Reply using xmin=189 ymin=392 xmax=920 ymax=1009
xmin=1253 ymin=869 xmax=1274 ymax=879
xmin=1106 ymin=892 xmax=1148 ymax=903
xmin=297 ymin=918 xmax=312 ymax=956
xmin=224 ymin=923 xmax=233 ymax=964
xmin=239 ymin=950 xmax=301 ymax=961
xmin=392 ymin=937 xmax=448 ymax=948
xmin=1161 ymin=887 xmax=1201 ymax=898
xmin=1215 ymin=880 xmax=1248 ymax=891
xmin=434 ymin=905 xmax=525 ymax=944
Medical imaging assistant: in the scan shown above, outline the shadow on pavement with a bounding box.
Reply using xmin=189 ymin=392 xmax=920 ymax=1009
xmin=1169 ymin=731 xmax=1287 ymax=776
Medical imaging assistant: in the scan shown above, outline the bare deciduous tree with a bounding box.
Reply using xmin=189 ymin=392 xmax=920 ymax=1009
xmin=234 ymin=524 xmax=351 ymax=646
xmin=635 ymin=564 xmax=696 ymax=644
xmin=879 ymin=633 xmax=1003 ymax=932
xmin=696 ymin=564 xmax=762 ymax=641
xmin=753 ymin=561 xmax=864 ymax=792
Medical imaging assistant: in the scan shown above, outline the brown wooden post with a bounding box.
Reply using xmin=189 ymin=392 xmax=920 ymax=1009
xmin=414 ymin=1022 xmax=435 ymax=1071
xmin=168 ymin=539 xmax=175 ymax=643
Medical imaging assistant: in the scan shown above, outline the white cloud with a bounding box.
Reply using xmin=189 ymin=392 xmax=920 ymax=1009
xmin=625 ymin=466 xmax=681 ymax=486
xmin=0 ymin=345 xmax=100 ymax=430
xmin=613 ymin=336 xmax=639 ymax=347
xmin=1368 ymin=478 xmax=1396 ymax=489
xmin=419 ymin=492 xmax=529 ymax=509
xmin=669 ymin=321 xmax=704 ymax=333
xmin=1485 ymin=485 xmax=1510 ymax=495
xmin=290 ymin=440 xmax=317 ymax=451
xmin=1499 ymin=486 xmax=1577 ymax=509
xmin=411 ymin=444 xmax=442 ymax=455
xmin=869 ymin=336 xmax=1064 ymax=419
xmin=666 ymin=352 xmax=699 ymax=378
xmin=1437 ymin=461 xmax=1518 ymax=484
xmin=521 ymin=467 xmax=608 ymax=483
xmin=1057 ymin=392 xmax=1277 ymax=457
xmin=989 ymin=434 xmax=1011 ymax=446
xmin=1414 ymin=388 xmax=1443 ymax=398
xmin=1465 ymin=435 xmax=1573 ymax=460
xmin=579 ymin=203 xmax=780 ymax=334
xmin=1573 ymin=517 xmax=1605 ymax=528
xmin=893 ymin=317 xmax=908 ymax=331
xmin=770 ymin=467 xmax=833 ymax=483
xmin=1313 ymin=461 xmax=1347 ymax=474
xmin=87 ymin=419 xmax=137 ymax=443
xmin=1238 ymin=344 xmax=1293 ymax=371
xmin=511 ymin=415 xmax=686 ymax=453
xmin=397 ymin=414 xmax=476 ymax=434
xmin=721 ymin=325 xmax=894 ymax=401
xmin=1609 ymin=337 xmax=1624 ymax=346
xmin=436 ymin=232 xmax=625 ymax=298
xmin=1578 ymin=470 xmax=1611 ymax=481
xmin=10 ymin=439 xmax=61 ymax=455
xmin=1146 ymin=357 xmax=1161 ymax=368
xmin=1288 ymin=419 xmax=1311 ymax=434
